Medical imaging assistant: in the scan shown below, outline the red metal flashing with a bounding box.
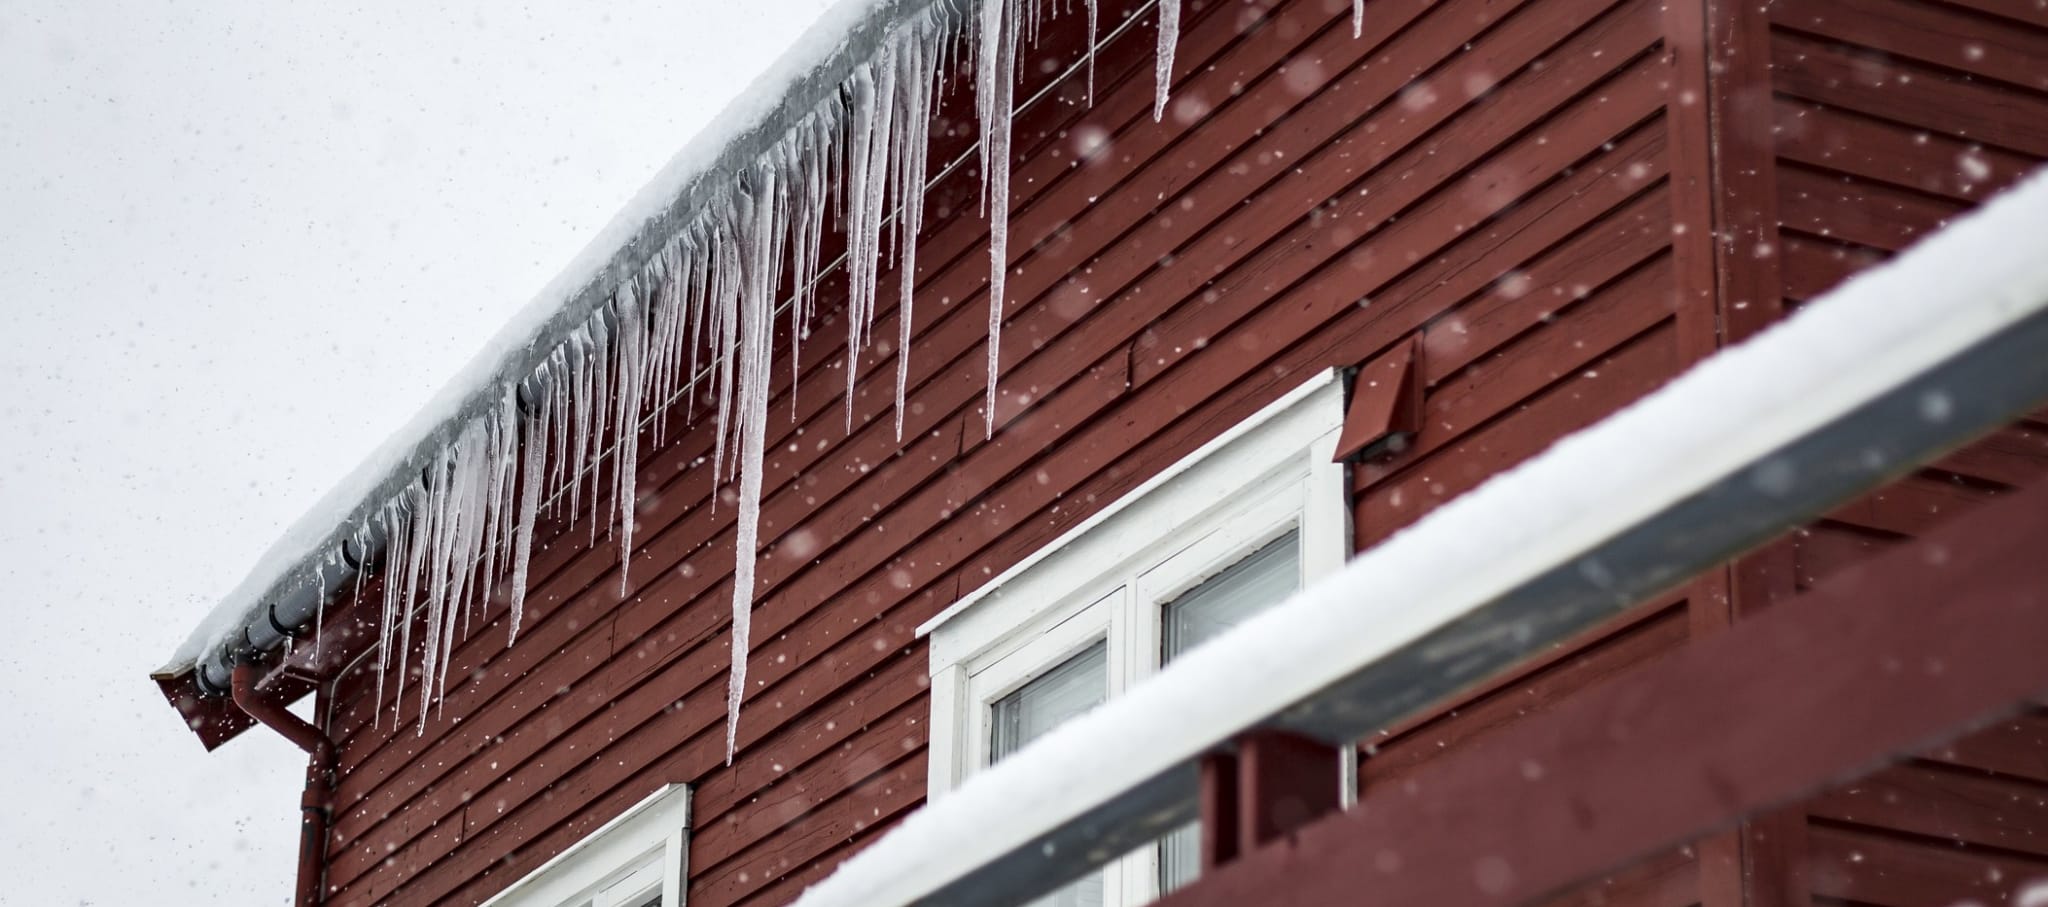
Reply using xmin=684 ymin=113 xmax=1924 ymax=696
xmin=1333 ymin=338 xmax=1422 ymax=462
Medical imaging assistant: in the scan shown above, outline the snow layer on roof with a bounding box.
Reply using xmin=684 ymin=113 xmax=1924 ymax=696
xmin=162 ymin=0 xmax=921 ymax=674
xmin=785 ymin=169 xmax=2048 ymax=906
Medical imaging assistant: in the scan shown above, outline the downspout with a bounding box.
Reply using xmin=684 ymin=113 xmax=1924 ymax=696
xmin=232 ymin=661 xmax=335 ymax=907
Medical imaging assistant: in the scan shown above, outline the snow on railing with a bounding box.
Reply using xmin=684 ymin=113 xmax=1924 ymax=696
xmin=787 ymin=172 xmax=2048 ymax=906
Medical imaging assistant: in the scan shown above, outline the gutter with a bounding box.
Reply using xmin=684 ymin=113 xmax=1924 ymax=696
xmin=155 ymin=0 xmax=961 ymax=698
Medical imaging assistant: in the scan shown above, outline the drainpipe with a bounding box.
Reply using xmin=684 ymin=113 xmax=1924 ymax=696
xmin=232 ymin=660 xmax=335 ymax=907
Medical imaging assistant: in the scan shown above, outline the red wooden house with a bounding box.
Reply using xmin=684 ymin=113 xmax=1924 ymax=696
xmin=153 ymin=0 xmax=2048 ymax=905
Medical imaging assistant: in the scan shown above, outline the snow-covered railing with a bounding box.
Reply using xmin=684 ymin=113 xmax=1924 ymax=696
xmin=787 ymin=173 xmax=2048 ymax=907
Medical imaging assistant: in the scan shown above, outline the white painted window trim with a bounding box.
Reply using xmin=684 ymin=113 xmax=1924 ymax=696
xmin=922 ymin=369 xmax=1352 ymax=906
xmin=481 ymin=784 xmax=692 ymax=907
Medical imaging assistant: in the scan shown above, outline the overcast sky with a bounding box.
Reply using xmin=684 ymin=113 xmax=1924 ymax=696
xmin=0 ymin=1 xmax=832 ymax=901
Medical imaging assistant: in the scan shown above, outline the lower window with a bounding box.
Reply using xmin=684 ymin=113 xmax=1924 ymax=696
xmin=481 ymin=784 xmax=691 ymax=907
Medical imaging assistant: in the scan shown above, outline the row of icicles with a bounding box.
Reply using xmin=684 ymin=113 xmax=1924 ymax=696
xmin=313 ymin=0 xmax=1365 ymax=762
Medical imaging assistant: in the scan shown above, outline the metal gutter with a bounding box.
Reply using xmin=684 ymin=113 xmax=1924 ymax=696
xmin=184 ymin=0 xmax=1171 ymax=707
xmin=158 ymin=0 xmax=962 ymax=695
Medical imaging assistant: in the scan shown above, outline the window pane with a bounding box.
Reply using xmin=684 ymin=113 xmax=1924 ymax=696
xmin=1158 ymin=531 xmax=1301 ymax=896
xmin=1162 ymin=531 xmax=1300 ymax=659
xmin=991 ymin=641 xmax=1108 ymax=759
xmin=990 ymin=642 xmax=1108 ymax=907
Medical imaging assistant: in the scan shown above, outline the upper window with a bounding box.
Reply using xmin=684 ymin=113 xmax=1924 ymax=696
xmin=921 ymin=371 xmax=1351 ymax=906
xmin=481 ymin=785 xmax=691 ymax=907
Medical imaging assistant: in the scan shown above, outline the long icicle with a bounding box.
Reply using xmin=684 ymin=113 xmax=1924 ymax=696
xmin=726 ymin=163 xmax=782 ymax=764
xmin=613 ymin=283 xmax=648 ymax=595
xmin=893 ymin=27 xmax=936 ymax=440
xmin=508 ymin=361 xmax=552 ymax=646
xmin=977 ymin=0 xmax=1019 ymax=438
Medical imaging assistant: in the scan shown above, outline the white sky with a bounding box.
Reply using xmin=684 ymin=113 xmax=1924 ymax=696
xmin=0 ymin=1 xmax=833 ymax=901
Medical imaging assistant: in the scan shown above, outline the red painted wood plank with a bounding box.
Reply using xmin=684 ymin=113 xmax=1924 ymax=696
xmin=1353 ymin=321 xmax=1679 ymax=545
xmin=1770 ymin=29 xmax=2048 ymax=158
xmin=1921 ymin=711 xmax=2048 ymax=786
xmin=1820 ymin=472 xmax=2002 ymax=538
xmin=1930 ymin=422 xmax=2048 ymax=489
xmin=1777 ymin=232 xmax=1884 ymax=305
xmin=1808 ymin=761 xmax=2048 ymax=859
xmin=1805 ymin=822 xmax=2048 ymax=906
xmin=1773 ymin=98 xmax=2043 ymax=207
xmin=1421 ymin=255 xmax=1676 ymax=453
xmin=1772 ymin=0 xmax=2048 ymax=93
xmin=1776 ymin=163 xmax=1967 ymax=254
xmin=1939 ymin=0 xmax=2048 ymax=29
xmin=1793 ymin=521 xmax=1902 ymax=592
xmin=1130 ymin=0 xmax=1666 ymax=385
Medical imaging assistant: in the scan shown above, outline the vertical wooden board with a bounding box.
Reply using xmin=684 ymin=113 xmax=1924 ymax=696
xmin=1661 ymin=0 xmax=1719 ymax=366
xmin=1706 ymin=0 xmax=1783 ymax=343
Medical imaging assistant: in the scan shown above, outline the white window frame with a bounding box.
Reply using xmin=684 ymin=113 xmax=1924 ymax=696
xmin=919 ymin=369 xmax=1352 ymax=906
xmin=481 ymin=784 xmax=691 ymax=907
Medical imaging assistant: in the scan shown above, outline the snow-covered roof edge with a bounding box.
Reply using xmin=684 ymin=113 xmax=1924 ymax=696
xmin=157 ymin=0 xmax=945 ymax=677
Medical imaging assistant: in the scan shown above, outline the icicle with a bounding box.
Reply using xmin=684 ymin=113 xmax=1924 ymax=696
xmin=586 ymin=315 xmax=615 ymax=548
xmin=613 ymin=283 xmax=648 ymax=596
xmin=789 ymin=119 xmax=832 ymax=420
xmin=1084 ymin=0 xmax=1099 ymax=103
xmin=843 ymin=57 xmax=893 ymax=431
xmin=1154 ymin=0 xmax=1181 ymax=122
xmin=416 ymin=449 xmax=457 ymax=730
xmin=372 ymin=506 xmax=403 ymax=729
xmin=394 ymin=481 xmax=431 ymax=728
xmin=894 ymin=26 xmax=937 ymax=440
xmin=977 ymin=0 xmax=1020 ymax=439
xmin=725 ymin=164 xmax=784 ymax=765
xmin=1353 ymin=0 xmax=1364 ymax=38
xmin=710 ymin=230 xmax=742 ymax=491
xmin=508 ymin=362 xmax=551 ymax=647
